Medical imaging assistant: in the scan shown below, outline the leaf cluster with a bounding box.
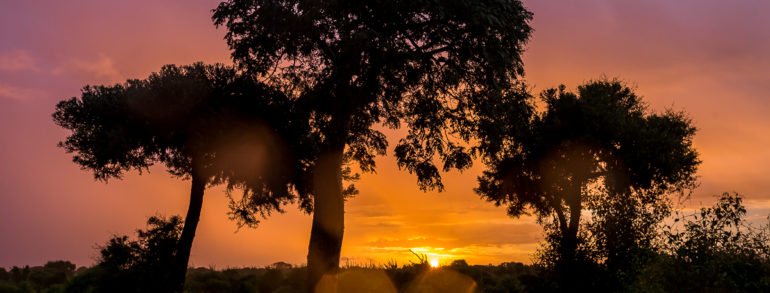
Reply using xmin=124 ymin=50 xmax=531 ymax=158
xmin=477 ymin=79 xmax=700 ymax=221
xmin=213 ymin=0 xmax=533 ymax=191
xmin=53 ymin=63 xmax=319 ymax=227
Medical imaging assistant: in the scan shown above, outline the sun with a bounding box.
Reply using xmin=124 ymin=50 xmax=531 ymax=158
xmin=429 ymin=258 xmax=440 ymax=268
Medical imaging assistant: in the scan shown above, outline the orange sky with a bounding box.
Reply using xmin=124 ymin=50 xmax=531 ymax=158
xmin=1 ymin=0 xmax=769 ymax=268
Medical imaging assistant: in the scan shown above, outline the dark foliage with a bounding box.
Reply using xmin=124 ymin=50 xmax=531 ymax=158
xmin=212 ymin=0 xmax=533 ymax=192
xmin=53 ymin=63 xmax=316 ymax=291
xmin=184 ymin=266 xmax=307 ymax=293
xmin=660 ymin=192 xmax=770 ymax=292
xmin=0 ymin=261 xmax=76 ymax=293
xmin=212 ymin=0 xmax=534 ymax=287
xmin=53 ymin=63 xmax=314 ymax=217
xmin=8 ymin=204 xmax=770 ymax=293
xmin=476 ymin=79 xmax=700 ymax=289
xmin=53 ymin=216 xmax=183 ymax=293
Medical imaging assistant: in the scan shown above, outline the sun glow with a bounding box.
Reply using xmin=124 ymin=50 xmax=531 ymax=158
xmin=409 ymin=247 xmax=453 ymax=268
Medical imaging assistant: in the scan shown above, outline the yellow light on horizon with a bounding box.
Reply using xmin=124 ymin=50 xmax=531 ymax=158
xmin=429 ymin=258 xmax=440 ymax=268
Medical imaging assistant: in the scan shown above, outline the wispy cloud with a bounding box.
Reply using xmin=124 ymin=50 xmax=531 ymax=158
xmin=0 ymin=83 xmax=46 ymax=101
xmin=0 ymin=50 xmax=41 ymax=72
xmin=52 ymin=54 xmax=121 ymax=83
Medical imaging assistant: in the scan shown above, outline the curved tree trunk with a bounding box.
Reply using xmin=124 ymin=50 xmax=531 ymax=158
xmin=172 ymin=168 xmax=207 ymax=293
xmin=306 ymin=145 xmax=346 ymax=292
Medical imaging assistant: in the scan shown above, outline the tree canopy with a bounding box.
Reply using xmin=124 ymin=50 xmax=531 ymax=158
xmin=476 ymin=80 xmax=700 ymax=288
xmin=53 ymin=63 xmax=315 ymax=292
xmin=213 ymin=0 xmax=534 ymax=190
xmin=53 ymin=63 xmax=311 ymax=205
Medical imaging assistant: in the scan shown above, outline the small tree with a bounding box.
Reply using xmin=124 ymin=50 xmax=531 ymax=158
xmin=53 ymin=63 xmax=312 ymax=292
xmin=662 ymin=192 xmax=770 ymax=292
xmin=212 ymin=0 xmax=534 ymax=289
xmin=100 ymin=216 xmax=183 ymax=292
xmin=476 ymin=80 xmax=699 ymax=287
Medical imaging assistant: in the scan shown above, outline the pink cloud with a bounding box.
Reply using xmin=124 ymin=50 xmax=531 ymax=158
xmin=52 ymin=54 xmax=121 ymax=84
xmin=0 ymin=50 xmax=41 ymax=72
xmin=0 ymin=83 xmax=46 ymax=100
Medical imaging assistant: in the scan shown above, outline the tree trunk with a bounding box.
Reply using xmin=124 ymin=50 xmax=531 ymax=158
xmin=306 ymin=145 xmax=346 ymax=292
xmin=560 ymin=206 xmax=580 ymax=262
xmin=172 ymin=168 xmax=206 ymax=293
xmin=558 ymin=197 xmax=582 ymax=290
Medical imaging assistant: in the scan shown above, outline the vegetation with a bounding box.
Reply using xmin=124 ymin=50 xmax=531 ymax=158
xmin=476 ymin=80 xmax=699 ymax=290
xmin=52 ymin=63 xmax=315 ymax=292
xmin=660 ymin=192 xmax=770 ymax=292
xmin=2 ymin=193 xmax=767 ymax=292
xmin=0 ymin=261 xmax=76 ymax=293
xmin=39 ymin=1 xmax=769 ymax=292
xmin=212 ymin=0 xmax=534 ymax=288
xmin=48 ymin=73 xmax=767 ymax=292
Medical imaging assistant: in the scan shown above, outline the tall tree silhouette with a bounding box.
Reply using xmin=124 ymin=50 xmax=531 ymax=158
xmin=476 ymin=80 xmax=699 ymax=288
xmin=212 ymin=0 xmax=533 ymax=289
xmin=53 ymin=63 xmax=313 ymax=292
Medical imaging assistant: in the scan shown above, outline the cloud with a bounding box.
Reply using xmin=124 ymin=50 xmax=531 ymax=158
xmin=361 ymin=222 xmax=542 ymax=249
xmin=346 ymin=242 xmax=542 ymax=265
xmin=0 ymin=50 xmax=41 ymax=72
xmin=52 ymin=54 xmax=121 ymax=83
xmin=0 ymin=83 xmax=46 ymax=101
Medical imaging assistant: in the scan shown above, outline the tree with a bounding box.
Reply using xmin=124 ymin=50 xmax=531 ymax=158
xmin=583 ymin=184 xmax=679 ymax=291
xmin=95 ymin=216 xmax=183 ymax=292
xmin=476 ymin=80 xmax=699 ymax=288
xmin=212 ymin=0 xmax=534 ymax=289
xmin=662 ymin=192 xmax=770 ymax=292
xmin=53 ymin=63 xmax=312 ymax=292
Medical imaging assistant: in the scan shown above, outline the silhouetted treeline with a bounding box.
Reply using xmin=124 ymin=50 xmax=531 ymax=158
xmin=3 ymin=193 xmax=767 ymax=293
xmin=0 ymin=261 xmax=79 ymax=293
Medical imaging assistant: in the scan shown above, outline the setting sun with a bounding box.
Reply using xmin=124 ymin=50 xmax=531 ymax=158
xmin=410 ymin=247 xmax=452 ymax=268
xmin=429 ymin=258 xmax=440 ymax=268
